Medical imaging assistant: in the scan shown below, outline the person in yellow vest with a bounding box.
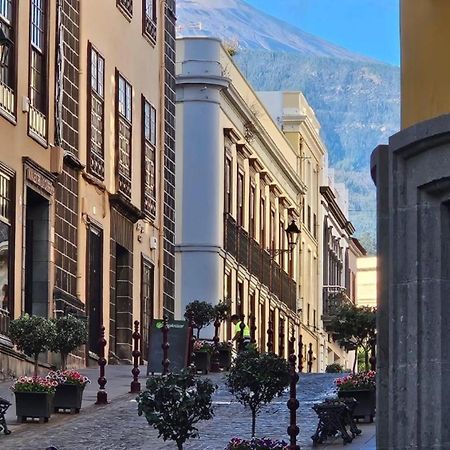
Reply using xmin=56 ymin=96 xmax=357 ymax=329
xmin=230 ymin=314 xmax=251 ymax=351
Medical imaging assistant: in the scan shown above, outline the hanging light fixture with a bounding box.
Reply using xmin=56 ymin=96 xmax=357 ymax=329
xmin=0 ymin=27 xmax=11 ymax=69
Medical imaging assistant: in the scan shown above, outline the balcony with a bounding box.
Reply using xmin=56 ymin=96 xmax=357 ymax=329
xmin=322 ymin=285 xmax=352 ymax=330
xmin=0 ymin=81 xmax=14 ymax=119
xmin=29 ymin=106 xmax=47 ymax=142
xmin=224 ymin=214 xmax=297 ymax=313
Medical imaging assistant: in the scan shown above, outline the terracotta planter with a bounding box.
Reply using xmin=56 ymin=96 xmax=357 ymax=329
xmin=338 ymin=389 xmax=376 ymax=422
xmin=193 ymin=351 xmax=211 ymax=374
xmin=54 ymin=383 xmax=85 ymax=414
xmin=15 ymin=391 xmax=54 ymax=423
xmin=218 ymin=348 xmax=232 ymax=370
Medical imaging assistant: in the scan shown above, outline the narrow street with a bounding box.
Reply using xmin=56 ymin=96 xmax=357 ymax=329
xmin=0 ymin=369 xmax=375 ymax=449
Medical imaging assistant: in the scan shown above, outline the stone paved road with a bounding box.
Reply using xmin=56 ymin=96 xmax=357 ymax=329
xmin=0 ymin=373 xmax=375 ymax=450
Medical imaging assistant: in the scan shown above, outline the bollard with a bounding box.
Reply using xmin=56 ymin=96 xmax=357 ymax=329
xmin=95 ymin=325 xmax=108 ymax=405
xmin=298 ymin=334 xmax=304 ymax=373
xmin=250 ymin=314 xmax=257 ymax=345
xmin=210 ymin=316 xmax=221 ymax=372
xmin=307 ymin=343 xmax=313 ymax=373
xmin=239 ymin=314 xmax=246 ymax=352
xmin=267 ymin=319 xmax=274 ymax=353
xmin=279 ymin=319 xmax=285 ymax=358
xmin=130 ymin=320 xmax=141 ymax=393
xmin=162 ymin=315 xmax=170 ymax=375
xmin=287 ymin=333 xmax=300 ymax=450
xmin=186 ymin=311 xmax=195 ymax=369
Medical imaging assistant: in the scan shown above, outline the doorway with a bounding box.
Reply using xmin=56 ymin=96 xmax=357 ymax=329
xmin=87 ymin=225 xmax=103 ymax=356
xmin=140 ymin=257 xmax=154 ymax=362
xmin=24 ymin=188 xmax=50 ymax=317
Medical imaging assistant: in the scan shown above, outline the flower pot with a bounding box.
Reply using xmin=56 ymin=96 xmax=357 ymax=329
xmin=193 ymin=351 xmax=211 ymax=374
xmin=218 ymin=348 xmax=232 ymax=370
xmin=338 ymin=389 xmax=376 ymax=422
xmin=54 ymin=383 xmax=85 ymax=414
xmin=15 ymin=392 xmax=54 ymax=423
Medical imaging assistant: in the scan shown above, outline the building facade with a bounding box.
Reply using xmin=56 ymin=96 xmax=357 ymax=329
xmin=175 ymin=38 xmax=356 ymax=371
xmin=0 ymin=0 xmax=176 ymax=372
xmin=356 ymin=256 xmax=376 ymax=308
xmin=176 ymin=37 xmax=306 ymax=363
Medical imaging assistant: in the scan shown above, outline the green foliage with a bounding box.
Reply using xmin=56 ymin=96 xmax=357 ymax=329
xmin=50 ymin=315 xmax=87 ymax=369
xmin=325 ymin=363 xmax=343 ymax=373
xmin=226 ymin=349 xmax=290 ymax=437
xmin=9 ymin=314 xmax=56 ymax=375
xmin=137 ymin=370 xmax=216 ymax=450
xmin=329 ymin=304 xmax=376 ymax=372
xmin=214 ymin=301 xmax=231 ymax=322
xmin=184 ymin=301 xmax=215 ymax=338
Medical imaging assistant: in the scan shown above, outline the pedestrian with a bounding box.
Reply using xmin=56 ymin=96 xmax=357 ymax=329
xmin=230 ymin=314 xmax=251 ymax=351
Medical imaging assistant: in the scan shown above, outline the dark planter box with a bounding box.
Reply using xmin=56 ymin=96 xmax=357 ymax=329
xmin=54 ymin=383 xmax=85 ymax=414
xmin=218 ymin=348 xmax=232 ymax=370
xmin=338 ymin=389 xmax=376 ymax=422
xmin=15 ymin=392 xmax=54 ymax=423
xmin=193 ymin=351 xmax=211 ymax=374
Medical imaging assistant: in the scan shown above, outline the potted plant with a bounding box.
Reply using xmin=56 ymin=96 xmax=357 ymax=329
xmin=226 ymin=437 xmax=288 ymax=449
xmin=336 ymin=371 xmax=376 ymax=422
xmin=184 ymin=300 xmax=215 ymax=338
xmin=226 ymin=349 xmax=290 ymax=437
xmin=49 ymin=369 xmax=90 ymax=414
xmin=11 ymin=376 xmax=58 ymax=423
xmin=9 ymin=314 xmax=56 ymax=376
xmin=50 ymin=314 xmax=88 ymax=370
xmin=137 ymin=369 xmax=216 ymax=449
xmin=217 ymin=341 xmax=233 ymax=370
xmin=193 ymin=340 xmax=213 ymax=374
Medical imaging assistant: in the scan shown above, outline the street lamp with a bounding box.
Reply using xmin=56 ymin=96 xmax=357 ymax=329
xmin=0 ymin=27 xmax=11 ymax=69
xmin=270 ymin=219 xmax=301 ymax=257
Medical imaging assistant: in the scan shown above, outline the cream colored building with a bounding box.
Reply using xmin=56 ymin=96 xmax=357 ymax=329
xmin=356 ymin=256 xmax=377 ymax=308
xmin=176 ymin=38 xmax=354 ymax=371
xmin=0 ymin=0 xmax=176 ymax=372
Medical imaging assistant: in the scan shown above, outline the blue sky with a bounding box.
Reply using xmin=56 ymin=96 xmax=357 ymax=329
xmin=245 ymin=0 xmax=400 ymax=65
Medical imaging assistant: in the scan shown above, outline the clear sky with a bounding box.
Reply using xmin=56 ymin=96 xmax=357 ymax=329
xmin=245 ymin=0 xmax=400 ymax=66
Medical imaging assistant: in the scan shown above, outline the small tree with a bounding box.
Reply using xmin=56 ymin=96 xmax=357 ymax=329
xmin=137 ymin=370 xmax=216 ymax=450
xmin=214 ymin=301 xmax=230 ymax=322
xmin=184 ymin=300 xmax=215 ymax=338
xmin=50 ymin=315 xmax=88 ymax=370
xmin=9 ymin=314 xmax=56 ymax=376
xmin=226 ymin=349 xmax=290 ymax=437
xmin=329 ymin=304 xmax=376 ymax=373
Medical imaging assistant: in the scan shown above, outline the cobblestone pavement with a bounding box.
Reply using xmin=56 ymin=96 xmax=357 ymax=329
xmin=0 ymin=373 xmax=375 ymax=450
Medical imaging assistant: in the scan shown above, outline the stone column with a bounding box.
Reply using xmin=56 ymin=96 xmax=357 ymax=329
xmin=175 ymin=38 xmax=229 ymax=321
xmin=371 ymin=114 xmax=450 ymax=449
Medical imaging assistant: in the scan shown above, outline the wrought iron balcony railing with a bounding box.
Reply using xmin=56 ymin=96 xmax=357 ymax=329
xmin=29 ymin=106 xmax=47 ymax=142
xmin=322 ymin=285 xmax=352 ymax=318
xmin=0 ymin=307 xmax=10 ymax=337
xmin=224 ymin=214 xmax=297 ymax=313
xmin=0 ymin=81 xmax=14 ymax=118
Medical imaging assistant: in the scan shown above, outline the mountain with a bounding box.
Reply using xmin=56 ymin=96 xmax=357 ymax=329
xmin=177 ymin=0 xmax=370 ymax=61
xmin=177 ymin=0 xmax=401 ymax=253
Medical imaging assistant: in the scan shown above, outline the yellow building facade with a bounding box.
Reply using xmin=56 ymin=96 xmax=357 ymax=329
xmin=401 ymin=1 xmax=450 ymax=128
xmin=356 ymin=256 xmax=376 ymax=308
xmin=0 ymin=0 xmax=176 ymax=372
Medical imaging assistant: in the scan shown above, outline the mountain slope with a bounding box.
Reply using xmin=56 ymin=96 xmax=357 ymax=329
xmin=177 ymin=0 xmax=400 ymax=253
xmin=177 ymin=0 xmax=371 ymax=61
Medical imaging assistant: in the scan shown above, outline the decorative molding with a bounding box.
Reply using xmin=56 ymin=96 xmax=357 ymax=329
xmin=109 ymin=193 xmax=144 ymax=224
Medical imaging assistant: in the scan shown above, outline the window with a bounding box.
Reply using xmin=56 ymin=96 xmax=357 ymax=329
xmin=307 ymin=303 xmax=310 ymax=326
xmin=142 ymin=0 xmax=156 ymax=41
xmin=117 ymin=0 xmax=133 ymax=17
xmin=260 ymin=196 xmax=265 ymax=247
xmin=313 ymin=213 xmax=317 ymax=239
xmin=142 ymin=97 xmax=156 ymax=217
xmin=116 ymin=72 xmax=132 ymax=198
xmin=279 ymin=218 xmax=285 ymax=267
xmin=88 ymin=44 xmax=105 ymax=179
xmin=249 ymin=184 xmax=256 ymax=238
xmin=29 ymin=0 xmax=47 ymax=113
xmin=307 ymin=205 xmax=311 ymax=232
xmin=0 ymin=166 xmax=13 ymax=324
xmin=0 ymin=0 xmax=15 ymax=98
xmin=270 ymin=208 xmax=275 ymax=252
xmin=224 ymin=157 xmax=232 ymax=214
xmin=237 ymin=170 xmax=244 ymax=227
